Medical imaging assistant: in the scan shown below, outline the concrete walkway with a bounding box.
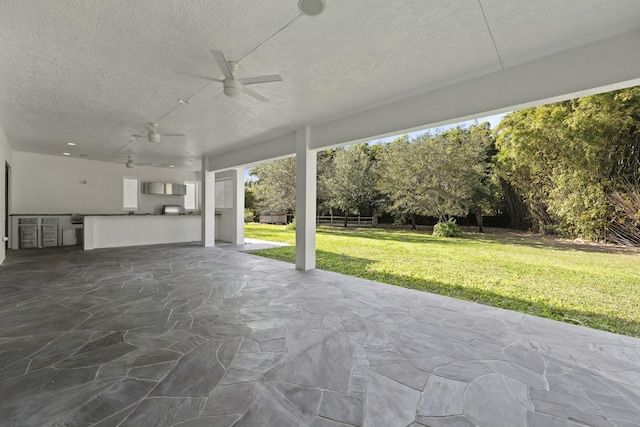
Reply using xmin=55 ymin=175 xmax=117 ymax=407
xmin=0 ymin=243 xmax=638 ymax=426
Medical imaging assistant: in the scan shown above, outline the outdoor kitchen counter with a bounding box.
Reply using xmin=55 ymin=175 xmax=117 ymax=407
xmin=83 ymin=215 xmax=201 ymax=250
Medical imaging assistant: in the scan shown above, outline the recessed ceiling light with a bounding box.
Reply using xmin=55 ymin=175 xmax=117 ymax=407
xmin=298 ymin=0 xmax=325 ymax=16
xmin=169 ymin=165 xmax=175 ymax=168
xmin=63 ymin=152 xmax=71 ymax=156
xmin=67 ymin=142 xmax=76 ymax=146
xmin=178 ymin=99 xmax=190 ymax=104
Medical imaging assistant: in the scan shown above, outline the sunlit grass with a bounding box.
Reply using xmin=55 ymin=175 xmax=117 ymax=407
xmin=245 ymin=223 xmax=640 ymax=337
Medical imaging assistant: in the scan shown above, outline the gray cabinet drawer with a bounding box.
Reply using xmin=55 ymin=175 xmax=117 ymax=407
xmin=42 ymin=238 xmax=57 ymax=247
xmin=20 ymin=230 xmax=37 ymax=238
xmin=18 ymin=218 xmax=38 ymax=225
xmin=41 ymin=218 xmax=59 ymax=225
xmin=20 ymin=239 xmax=37 ymax=248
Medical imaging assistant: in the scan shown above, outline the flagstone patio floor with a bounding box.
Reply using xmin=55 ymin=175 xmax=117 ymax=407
xmin=0 ymin=243 xmax=639 ymax=427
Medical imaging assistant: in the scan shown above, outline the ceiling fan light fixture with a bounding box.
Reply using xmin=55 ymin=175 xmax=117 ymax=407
xmin=298 ymin=0 xmax=325 ymax=16
xmin=223 ymin=79 xmax=242 ymax=98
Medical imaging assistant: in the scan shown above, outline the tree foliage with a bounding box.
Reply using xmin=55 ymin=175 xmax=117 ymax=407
xmin=249 ymin=157 xmax=297 ymax=215
xmin=376 ymin=125 xmax=497 ymax=229
xmin=496 ymin=87 xmax=640 ymax=241
xmin=322 ymin=144 xmax=378 ymax=225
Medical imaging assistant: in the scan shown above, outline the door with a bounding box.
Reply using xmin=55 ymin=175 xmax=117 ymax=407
xmin=5 ymin=162 xmax=9 ymax=251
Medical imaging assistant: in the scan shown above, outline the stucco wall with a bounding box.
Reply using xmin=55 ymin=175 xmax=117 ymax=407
xmin=0 ymin=123 xmax=13 ymax=264
xmin=12 ymin=152 xmax=198 ymax=215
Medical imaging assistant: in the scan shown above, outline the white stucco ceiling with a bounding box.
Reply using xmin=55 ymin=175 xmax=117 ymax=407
xmin=1 ymin=0 xmax=639 ymax=170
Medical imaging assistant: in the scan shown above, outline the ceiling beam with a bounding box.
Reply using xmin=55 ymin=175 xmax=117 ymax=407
xmin=207 ymin=28 xmax=640 ymax=171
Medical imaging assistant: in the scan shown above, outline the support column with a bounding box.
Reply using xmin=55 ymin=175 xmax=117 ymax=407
xmin=201 ymin=158 xmax=215 ymax=247
xmin=295 ymin=127 xmax=316 ymax=271
xmin=231 ymin=168 xmax=244 ymax=245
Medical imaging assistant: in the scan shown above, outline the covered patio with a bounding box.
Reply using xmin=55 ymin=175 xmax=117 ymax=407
xmin=1 ymin=244 xmax=638 ymax=426
xmin=2 ymin=1 xmax=640 ymax=426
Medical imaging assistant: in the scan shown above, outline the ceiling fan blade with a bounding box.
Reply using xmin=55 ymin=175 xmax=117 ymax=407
xmin=159 ymin=133 xmax=185 ymax=137
xmin=210 ymin=50 xmax=234 ymax=79
xmin=134 ymin=162 xmax=153 ymax=166
xmin=174 ymin=70 xmax=224 ymax=83
xmin=238 ymin=74 xmax=283 ymax=85
xmin=131 ymin=134 xmax=146 ymax=138
xmin=241 ymin=87 xmax=269 ymax=103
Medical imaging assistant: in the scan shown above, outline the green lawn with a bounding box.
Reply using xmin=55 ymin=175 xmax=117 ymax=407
xmin=245 ymin=223 xmax=640 ymax=337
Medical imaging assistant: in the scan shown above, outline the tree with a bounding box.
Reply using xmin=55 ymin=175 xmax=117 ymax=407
xmin=375 ymin=135 xmax=426 ymax=229
xmin=323 ymin=144 xmax=377 ymax=226
xmin=495 ymin=86 xmax=640 ymax=241
xmin=376 ymin=126 xmax=498 ymax=230
xmin=249 ymin=157 xmax=297 ymax=215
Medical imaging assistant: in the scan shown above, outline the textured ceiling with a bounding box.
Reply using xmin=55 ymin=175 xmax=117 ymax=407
xmin=0 ymin=0 xmax=639 ymax=170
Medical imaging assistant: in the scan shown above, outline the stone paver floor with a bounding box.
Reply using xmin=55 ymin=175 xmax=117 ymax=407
xmin=0 ymin=243 xmax=639 ymax=426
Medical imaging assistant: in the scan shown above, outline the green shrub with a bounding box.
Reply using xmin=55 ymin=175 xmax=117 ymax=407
xmin=244 ymin=209 xmax=256 ymax=223
xmin=433 ymin=220 xmax=462 ymax=237
xmin=285 ymin=219 xmax=296 ymax=230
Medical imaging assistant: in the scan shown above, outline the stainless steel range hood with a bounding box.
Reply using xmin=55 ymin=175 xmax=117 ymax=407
xmin=142 ymin=182 xmax=187 ymax=196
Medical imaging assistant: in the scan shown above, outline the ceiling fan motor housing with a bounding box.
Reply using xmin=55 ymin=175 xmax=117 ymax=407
xmin=148 ymin=132 xmax=161 ymax=143
xmin=223 ymin=79 xmax=242 ymax=97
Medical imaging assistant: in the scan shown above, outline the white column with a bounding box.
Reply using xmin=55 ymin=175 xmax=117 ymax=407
xmin=231 ymin=168 xmax=244 ymax=245
xmin=295 ymin=127 xmax=316 ymax=271
xmin=201 ymin=158 xmax=215 ymax=247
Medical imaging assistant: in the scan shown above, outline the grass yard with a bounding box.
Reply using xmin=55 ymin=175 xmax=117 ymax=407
xmin=245 ymin=223 xmax=640 ymax=337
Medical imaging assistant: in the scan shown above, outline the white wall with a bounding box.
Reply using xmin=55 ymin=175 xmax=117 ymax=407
xmin=0 ymin=123 xmax=14 ymax=264
xmin=12 ymin=152 xmax=198 ymax=215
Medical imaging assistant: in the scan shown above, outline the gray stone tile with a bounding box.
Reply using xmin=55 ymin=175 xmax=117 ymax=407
xmin=504 ymin=340 xmax=546 ymax=374
xmin=1 ymin=244 xmax=639 ymax=426
xmin=310 ymin=416 xmax=358 ymax=427
xmin=525 ymin=411 xmax=585 ymax=427
xmin=0 ymin=365 xmax=98 ymax=404
xmin=415 ymin=416 xmax=477 ymax=427
xmin=218 ymin=337 xmax=242 ymax=368
xmin=56 ymin=378 xmax=156 ymax=426
xmin=364 ymin=371 xmax=421 ymax=427
xmin=76 ymin=331 xmax=125 ymax=354
xmin=220 ymin=351 xmax=284 ymax=385
xmin=120 ymin=397 xmax=206 ymax=427
xmin=465 ymin=374 xmax=528 ymax=427
xmin=530 ymin=388 xmax=615 ymax=427
xmin=171 ymin=415 xmax=241 ymax=427
xmin=419 ymin=376 xmax=467 ymax=417
xmin=319 ymin=390 xmax=363 ymax=426
xmin=132 ymin=349 xmax=182 ymax=367
xmin=202 ymin=382 xmax=257 ymax=416
xmin=268 ymin=381 xmax=322 ymax=421
xmin=169 ymin=333 xmax=209 ymax=353
xmin=150 ymin=339 xmax=224 ymax=397
xmin=348 ymin=348 xmax=369 ymax=397
xmin=128 ymin=360 xmax=176 ymax=381
xmin=0 ymin=358 xmax=30 ymax=379
xmin=232 ymin=383 xmax=308 ymax=427
xmin=371 ymin=361 xmax=431 ymax=390
xmin=363 ymin=344 xmax=406 ymax=366
xmin=56 ymin=342 xmax=138 ymax=368
xmin=432 ymin=360 xmax=494 ymax=382
xmin=283 ymin=329 xmax=358 ymax=393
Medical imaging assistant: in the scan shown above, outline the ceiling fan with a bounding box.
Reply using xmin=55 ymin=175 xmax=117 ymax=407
xmin=133 ymin=123 xmax=185 ymax=143
xmin=180 ymin=50 xmax=282 ymax=102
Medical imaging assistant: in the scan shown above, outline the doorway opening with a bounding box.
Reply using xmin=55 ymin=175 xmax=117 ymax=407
xmin=5 ymin=161 xmax=10 ymax=252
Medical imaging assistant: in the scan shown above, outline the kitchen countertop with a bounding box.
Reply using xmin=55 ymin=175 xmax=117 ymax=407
xmin=10 ymin=213 xmax=75 ymax=216
xmin=84 ymin=213 xmax=201 ymax=216
xmin=12 ymin=213 xmax=200 ymax=216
